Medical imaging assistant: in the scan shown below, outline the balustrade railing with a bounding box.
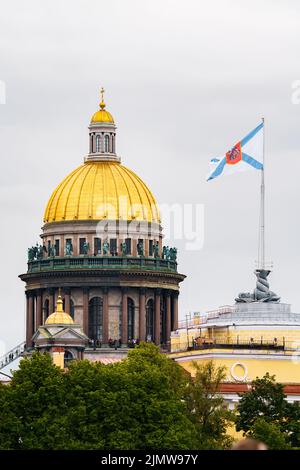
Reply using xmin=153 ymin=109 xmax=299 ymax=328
xmin=171 ymin=337 xmax=295 ymax=354
xmin=27 ymin=256 xmax=178 ymax=273
xmin=171 ymin=338 xmax=299 ymax=354
xmin=0 ymin=342 xmax=26 ymax=370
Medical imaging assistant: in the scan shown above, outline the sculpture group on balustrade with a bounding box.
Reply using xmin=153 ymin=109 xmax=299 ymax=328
xmin=27 ymin=240 xmax=177 ymax=262
xmin=27 ymin=243 xmax=47 ymax=262
xmin=162 ymin=246 xmax=177 ymax=261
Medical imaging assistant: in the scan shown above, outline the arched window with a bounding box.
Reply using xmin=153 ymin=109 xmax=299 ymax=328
xmin=112 ymin=135 xmax=115 ymax=153
xmin=105 ymin=135 xmax=109 ymax=153
xmin=96 ymin=135 xmax=101 ymax=153
xmin=43 ymin=299 xmax=49 ymax=322
xmin=127 ymin=298 xmax=135 ymax=341
xmin=146 ymin=299 xmax=154 ymax=341
xmin=64 ymin=350 xmax=74 ymax=368
xmin=88 ymin=297 xmax=103 ymax=342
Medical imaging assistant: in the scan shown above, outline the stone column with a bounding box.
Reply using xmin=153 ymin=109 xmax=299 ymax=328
xmin=166 ymin=291 xmax=171 ymax=343
xmin=83 ymin=288 xmax=89 ymax=336
xmin=42 ymin=294 xmax=47 ymax=324
xmin=132 ymin=239 xmax=137 ymax=257
xmin=103 ymin=288 xmax=109 ymax=345
xmin=121 ymin=289 xmax=128 ymax=345
xmin=159 ymin=237 xmax=163 ymax=256
xmin=144 ymin=240 xmax=149 ymax=257
xmin=139 ymin=288 xmax=146 ymax=342
xmin=172 ymin=293 xmax=179 ymax=331
xmin=26 ymin=291 xmax=34 ymax=348
xmin=154 ymin=289 xmax=161 ymax=346
xmin=64 ymin=288 xmax=71 ymax=314
xmin=36 ymin=289 xmax=43 ymax=329
xmin=49 ymin=288 xmax=55 ymax=314
xmin=72 ymin=239 xmax=79 ymax=256
xmin=57 ymin=237 xmax=62 ymax=257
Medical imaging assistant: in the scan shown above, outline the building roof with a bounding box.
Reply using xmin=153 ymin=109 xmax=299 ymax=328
xmin=44 ymin=161 xmax=160 ymax=223
xmin=45 ymin=295 xmax=74 ymax=325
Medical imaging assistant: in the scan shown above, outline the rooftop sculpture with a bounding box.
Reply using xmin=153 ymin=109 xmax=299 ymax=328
xmin=236 ymin=269 xmax=280 ymax=303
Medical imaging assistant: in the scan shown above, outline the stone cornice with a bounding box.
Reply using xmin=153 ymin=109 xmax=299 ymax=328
xmin=20 ymin=268 xmax=185 ymax=282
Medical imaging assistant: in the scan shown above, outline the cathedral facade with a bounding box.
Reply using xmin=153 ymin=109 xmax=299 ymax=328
xmin=20 ymin=91 xmax=185 ymax=361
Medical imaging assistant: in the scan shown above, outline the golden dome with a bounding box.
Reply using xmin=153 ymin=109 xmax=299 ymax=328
xmin=45 ymin=295 xmax=74 ymax=325
xmin=44 ymin=161 xmax=160 ymax=223
xmin=91 ymin=109 xmax=114 ymax=124
xmin=90 ymin=87 xmax=114 ymax=124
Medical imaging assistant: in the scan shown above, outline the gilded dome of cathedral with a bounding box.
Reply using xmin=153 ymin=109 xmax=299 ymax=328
xmin=44 ymin=90 xmax=160 ymax=224
xmin=44 ymin=162 xmax=160 ymax=223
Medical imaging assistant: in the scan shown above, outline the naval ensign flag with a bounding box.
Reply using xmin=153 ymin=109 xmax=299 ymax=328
xmin=207 ymin=122 xmax=264 ymax=181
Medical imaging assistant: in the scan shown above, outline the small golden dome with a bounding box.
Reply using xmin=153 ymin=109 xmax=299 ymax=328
xmin=91 ymin=109 xmax=114 ymax=124
xmin=91 ymin=87 xmax=114 ymax=124
xmin=44 ymin=161 xmax=160 ymax=223
xmin=45 ymin=295 xmax=74 ymax=325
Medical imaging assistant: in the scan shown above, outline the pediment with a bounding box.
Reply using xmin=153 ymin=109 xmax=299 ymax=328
xmin=52 ymin=327 xmax=88 ymax=340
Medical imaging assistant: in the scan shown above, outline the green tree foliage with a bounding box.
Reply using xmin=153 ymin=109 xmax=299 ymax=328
xmin=284 ymin=401 xmax=300 ymax=448
xmin=250 ymin=418 xmax=291 ymax=450
xmin=0 ymin=352 xmax=66 ymax=449
xmin=0 ymin=346 xmax=234 ymax=450
xmin=236 ymin=373 xmax=300 ymax=448
xmin=184 ymin=361 xmax=234 ymax=449
xmin=0 ymin=345 xmax=197 ymax=449
xmin=63 ymin=343 xmax=197 ymax=450
xmin=236 ymin=373 xmax=286 ymax=433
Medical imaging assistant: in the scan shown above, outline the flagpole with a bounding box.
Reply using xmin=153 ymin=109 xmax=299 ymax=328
xmin=260 ymin=117 xmax=265 ymax=270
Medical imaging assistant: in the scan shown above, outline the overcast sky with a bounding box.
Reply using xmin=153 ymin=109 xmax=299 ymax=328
xmin=1 ymin=0 xmax=300 ymax=352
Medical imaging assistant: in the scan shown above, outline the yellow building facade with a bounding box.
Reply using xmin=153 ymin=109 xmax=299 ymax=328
xmin=170 ymin=288 xmax=300 ymax=407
